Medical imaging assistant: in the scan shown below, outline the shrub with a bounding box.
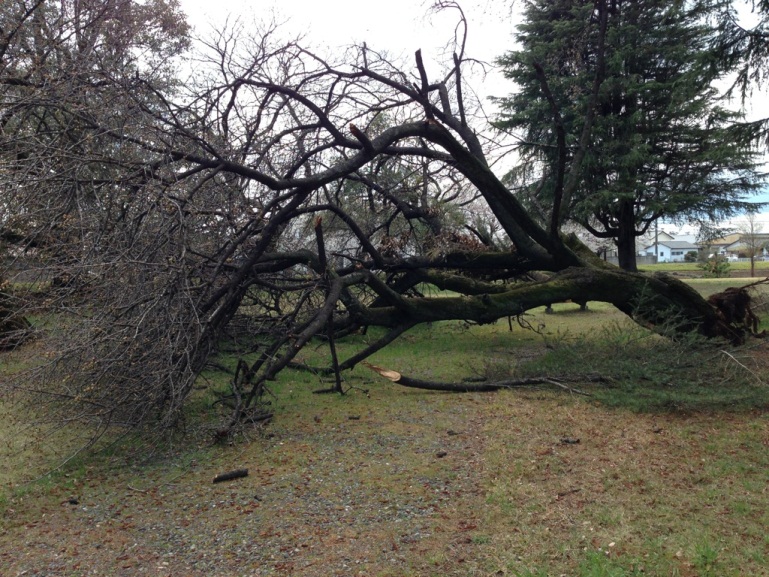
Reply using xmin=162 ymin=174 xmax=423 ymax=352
xmin=699 ymin=255 xmax=731 ymax=278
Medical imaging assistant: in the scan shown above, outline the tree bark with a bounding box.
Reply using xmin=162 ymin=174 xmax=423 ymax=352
xmin=350 ymin=266 xmax=723 ymax=338
xmin=212 ymin=469 xmax=249 ymax=483
xmin=616 ymin=199 xmax=639 ymax=272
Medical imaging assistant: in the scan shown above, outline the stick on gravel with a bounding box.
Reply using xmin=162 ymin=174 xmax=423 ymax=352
xmin=212 ymin=469 xmax=249 ymax=483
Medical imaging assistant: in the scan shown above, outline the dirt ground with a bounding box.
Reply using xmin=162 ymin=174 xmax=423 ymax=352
xmin=2 ymin=379 xmax=769 ymax=576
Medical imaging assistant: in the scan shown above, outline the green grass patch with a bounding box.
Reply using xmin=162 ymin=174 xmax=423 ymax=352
xmin=641 ymin=260 xmax=769 ymax=273
xmin=514 ymin=319 xmax=769 ymax=412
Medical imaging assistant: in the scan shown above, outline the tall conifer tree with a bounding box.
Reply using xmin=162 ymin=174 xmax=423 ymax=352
xmin=496 ymin=0 xmax=762 ymax=270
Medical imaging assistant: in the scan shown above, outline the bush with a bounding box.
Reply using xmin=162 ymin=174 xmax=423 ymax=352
xmin=699 ymin=255 xmax=731 ymax=278
xmin=684 ymin=251 xmax=698 ymax=262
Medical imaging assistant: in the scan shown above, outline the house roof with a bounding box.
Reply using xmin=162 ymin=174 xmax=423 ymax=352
xmin=709 ymin=233 xmax=741 ymax=246
xmin=644 ymin=231 xmax=675 ymax=241
xmin=641 ymin=240 xmax=699 ymax=250
xmin=725 ymin=234 xmax=769 ymax=250
xmin=636 ymin=230 xmax=674 ymax=247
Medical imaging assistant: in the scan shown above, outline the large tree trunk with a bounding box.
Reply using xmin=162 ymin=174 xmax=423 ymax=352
xmin=616 ymin=199 xmax=639 ymax=272
xmin=351 ymin=265 xmax=725 ymax=338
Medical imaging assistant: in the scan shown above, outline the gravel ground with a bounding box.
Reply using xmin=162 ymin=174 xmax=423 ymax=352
xmin=1 ymin=392 xmax=494 ymax=576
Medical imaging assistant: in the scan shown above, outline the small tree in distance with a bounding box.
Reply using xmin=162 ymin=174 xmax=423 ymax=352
xmin=737 ymin=213 xmax=768 ymax=277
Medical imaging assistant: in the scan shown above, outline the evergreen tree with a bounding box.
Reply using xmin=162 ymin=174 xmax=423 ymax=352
xmin=495 ymin=0 xmax=763 ymax=271
xmin=711 ymin=0 xmax=769 ymax=148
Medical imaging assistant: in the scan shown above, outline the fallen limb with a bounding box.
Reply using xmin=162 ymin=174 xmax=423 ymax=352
xmin=212 ymin=468 xmax=249 ymax=483
xmin=362 ymin=362 xmax=591 ymax=395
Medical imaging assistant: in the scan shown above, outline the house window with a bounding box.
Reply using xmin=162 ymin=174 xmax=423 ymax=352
xmin=671 ymin=250 xmax=683 ymax=256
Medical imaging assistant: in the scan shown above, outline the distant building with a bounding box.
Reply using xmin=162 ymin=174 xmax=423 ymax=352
xmin=639 ymin=240 xmax=699 ymax=262
xmin=723 ymin=233 xmax=769 ymax=258
xmin=705 ymin=233 xmax=741 ymax=257
xmin=636 ymin=229 xmax=675 ymax=252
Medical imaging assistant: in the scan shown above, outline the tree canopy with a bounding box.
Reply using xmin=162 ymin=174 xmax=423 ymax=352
xmin=494 ymin=0 xmax=763 ymax=271
xmin=711 ymin=0 xmax=769 ymax=148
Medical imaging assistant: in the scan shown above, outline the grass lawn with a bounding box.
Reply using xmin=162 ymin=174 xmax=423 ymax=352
xmin=2 ymin=276 xmax=769 ymax=576
xmin=640 ymin=260 xmax=769 ymax=274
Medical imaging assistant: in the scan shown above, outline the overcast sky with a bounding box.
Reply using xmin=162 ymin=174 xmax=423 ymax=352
xmin=176 ymin=0 xmax=768 ymax=116
xmin=177 ymin=0 xmax=769 ymax=225
xmin=177 ymin=0 xmax=517 ymax=102
xmin=177 ymin=0 xmax=517 ymax=60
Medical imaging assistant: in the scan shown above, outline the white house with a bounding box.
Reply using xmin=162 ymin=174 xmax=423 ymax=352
xmin=636 ymin=230 xmax=674 ymax=252
xmin=640 ymin=240 xmax=699 ymax=263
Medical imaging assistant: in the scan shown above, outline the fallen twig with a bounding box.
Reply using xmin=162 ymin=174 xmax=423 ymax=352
xmin=543 ymin=378 xmax=591 ymax=396
xmin=362 ymin=362 xmax=591 ymax=396
xmin=212 ymin=468 xmax=249 ymax=484
xmin=720 ymin=349 xmax=766 ymax=386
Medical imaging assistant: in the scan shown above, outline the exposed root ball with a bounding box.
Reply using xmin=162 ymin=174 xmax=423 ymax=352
xmin=707 ymin=280 xmax=768 ymax=343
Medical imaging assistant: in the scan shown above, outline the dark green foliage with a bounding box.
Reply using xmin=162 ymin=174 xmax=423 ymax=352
xmin=495 ymin=0 xmax=763 ymax=271
xmin=710 ymin=0 xmax=769 ymax=147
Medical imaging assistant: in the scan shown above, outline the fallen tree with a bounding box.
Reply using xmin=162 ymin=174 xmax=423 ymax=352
xmin=0 ymin=1 xmax=764 ymax=435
